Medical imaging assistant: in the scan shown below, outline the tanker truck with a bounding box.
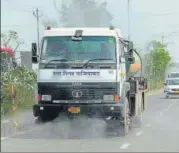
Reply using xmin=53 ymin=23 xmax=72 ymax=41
xmin=31 ymin=26 xmax=148 ymax=136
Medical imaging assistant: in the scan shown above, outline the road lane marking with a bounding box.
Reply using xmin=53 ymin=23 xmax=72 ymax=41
xmin=164 ymin=109 xmax=168 ymax=112
xmin=144 ymin=124 xmax=151 ymax=127
xmin=163 ymin=102 xmax=176 ymax=112
xmin=159 ymin=112 xmax=163 ymax=116
xmin=167 ymin=105 xmax=172 ymax=109
xmin=2 ymin=120 xmax=11 ymax=124
xmin=1 ymin=137 xmax=8 ymax=140
xmin=120 ymin=143 xmax=131 ymax=149
xmin=136 ymin=131 xmax=143 ymax=136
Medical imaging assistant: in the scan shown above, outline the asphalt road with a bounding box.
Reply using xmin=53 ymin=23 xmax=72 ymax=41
xmin=1 ymin=90 xmax=179 ymax=152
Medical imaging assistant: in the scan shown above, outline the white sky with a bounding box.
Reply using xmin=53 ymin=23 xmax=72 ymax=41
xmin=1 ymin=0 xmax=179 ymax=61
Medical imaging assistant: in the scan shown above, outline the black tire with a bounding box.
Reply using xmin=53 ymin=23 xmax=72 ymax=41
xmin=141 ymin=96 xmax=144 ymax=112
xmin=105 ymin=97 xmax=131 ymax=137
xmin=121 ymin=97 xmax=131 ymax=136
xmin=139 ymin=97 xmax=144 ymax=125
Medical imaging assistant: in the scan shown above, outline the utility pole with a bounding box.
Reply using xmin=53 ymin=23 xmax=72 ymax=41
xmin=127 ymin=0 xmax=131 ymax=41
xmin=162 ymin=35 xmax=164 ymax=45
xmin=33 ymin=8 xmax=43 ymax=54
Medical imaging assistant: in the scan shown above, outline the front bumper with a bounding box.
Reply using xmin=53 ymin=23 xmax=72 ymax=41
xmin=166 ymin=91 xmax=179 ymax=95
xmin=33 ymin=102 xmax=124 ymax=120
xmin=166 ymin=91 xmax=179 ymax=98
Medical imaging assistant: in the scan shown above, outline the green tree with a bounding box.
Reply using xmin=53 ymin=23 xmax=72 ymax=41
xmin=144 ymin=40 xmax=171 ymax=89
xmin=54 ymin=0 xmax=113 ymax=27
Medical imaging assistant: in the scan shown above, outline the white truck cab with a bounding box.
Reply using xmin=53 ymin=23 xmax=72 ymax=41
xmin=31 ymin=26 xmax=147 ymax=136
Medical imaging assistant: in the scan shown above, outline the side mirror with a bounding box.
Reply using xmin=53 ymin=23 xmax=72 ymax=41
xmin=128 ymin=49 xmax=133 ymax=57
xmin=127 ymin=56 xmax=135 ymax=64
xmin=127 ymin=42 xmax=134 ymax=56
xmin=31 ymin=43 xmax=38 ymax=63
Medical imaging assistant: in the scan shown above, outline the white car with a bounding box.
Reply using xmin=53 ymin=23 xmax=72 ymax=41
xmin=164 ymin=78 xmax=179 ymax=98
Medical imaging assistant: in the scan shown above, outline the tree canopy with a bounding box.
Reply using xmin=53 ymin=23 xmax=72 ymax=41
xmin=53 ymin=0 xmax=113 ymax=27
xmin=144 ymin=40 xmax=171 ymax=89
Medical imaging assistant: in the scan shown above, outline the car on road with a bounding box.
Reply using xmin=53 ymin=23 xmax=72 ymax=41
xmin=164 ymin=78 xmax=179 ymax=98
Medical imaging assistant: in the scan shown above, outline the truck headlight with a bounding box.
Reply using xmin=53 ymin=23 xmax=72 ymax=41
xmin=103 ymin=94 xmax=119 ymax=102
xmin=41 ymin=95 xmax=52 ymax=101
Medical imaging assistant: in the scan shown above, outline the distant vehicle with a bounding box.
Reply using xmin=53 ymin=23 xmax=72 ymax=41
xmin=164 ymin=78 xmax=179 ymax=99
xmin=168 ymin=72 xmax=179 ymax=78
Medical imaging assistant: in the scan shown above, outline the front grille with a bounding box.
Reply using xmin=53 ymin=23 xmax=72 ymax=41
xmin=40 ymin=88 xmax=116 ymax=100
xmin=57 ymin=88 xmax=101 ymax=100
xmin=171 ymin=89 xmax=179 ymax=91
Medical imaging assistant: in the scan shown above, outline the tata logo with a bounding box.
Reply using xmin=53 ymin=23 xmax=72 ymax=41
xmin=72 ymin=90 xmax=83 ymax=98
xmin=72 ymin=82 xmax=82 ymax=86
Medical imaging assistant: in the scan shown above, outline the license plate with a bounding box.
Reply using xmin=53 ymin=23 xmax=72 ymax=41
xmin=68 ymin=107 xmax=80 ymax=113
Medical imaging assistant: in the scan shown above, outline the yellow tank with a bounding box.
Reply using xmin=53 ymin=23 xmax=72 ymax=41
xmin=129 ymin=52 xmax=141 ymax=75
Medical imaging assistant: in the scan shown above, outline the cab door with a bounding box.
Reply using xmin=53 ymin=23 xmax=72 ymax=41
xmin=118 ymin=40 xmax=126 ymax=87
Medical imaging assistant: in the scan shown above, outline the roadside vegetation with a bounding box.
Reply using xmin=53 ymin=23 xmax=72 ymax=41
xmin=1 ymin=66 xmax=36 ymax=117
xmin=143 ymin=40 xmax=171 ymax=91
xmin=1 ymin=31 xmax=36 ymax=117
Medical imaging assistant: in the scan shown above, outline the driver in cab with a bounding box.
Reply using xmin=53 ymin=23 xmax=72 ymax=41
xmin=100 ymin=42 xmax=115 ymax=60
xmin=46 ymin=41 xmax=70 ymax=58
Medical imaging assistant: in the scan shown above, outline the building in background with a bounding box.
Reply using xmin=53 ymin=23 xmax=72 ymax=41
xmin=15 ymin=51 xmax=32 ymax=70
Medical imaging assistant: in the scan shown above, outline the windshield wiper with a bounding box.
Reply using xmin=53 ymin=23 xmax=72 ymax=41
xmin=44 ymin=59 xmax=68 ymax=68
xmin=82 ymin=58 xmax=114 ymax=68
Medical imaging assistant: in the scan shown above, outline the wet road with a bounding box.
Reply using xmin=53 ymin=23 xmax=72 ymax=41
xmin=1 ymin=90 xmax=179 ymax=152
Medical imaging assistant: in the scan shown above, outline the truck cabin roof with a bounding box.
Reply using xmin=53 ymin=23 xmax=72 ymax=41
xmin=43 ymin=27 xmax=123 ymax=39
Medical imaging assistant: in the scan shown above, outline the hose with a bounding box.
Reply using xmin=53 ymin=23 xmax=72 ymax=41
xmin=133 ymin=49 xmax=143 ymax=79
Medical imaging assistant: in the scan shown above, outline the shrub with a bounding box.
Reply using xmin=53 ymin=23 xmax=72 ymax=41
xmin=1 ymin=66 xmax=37 ymax=116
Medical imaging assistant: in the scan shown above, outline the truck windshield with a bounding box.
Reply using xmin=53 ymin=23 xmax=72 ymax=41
xmin=167 ymin=79 xmax=179 ymax=85
xmin=40 ymin=36 xmax=116 ymax=62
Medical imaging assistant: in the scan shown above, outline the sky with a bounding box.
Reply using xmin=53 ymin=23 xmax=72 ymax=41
xmin=1 ymin=0 xmax=179 ymax=61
